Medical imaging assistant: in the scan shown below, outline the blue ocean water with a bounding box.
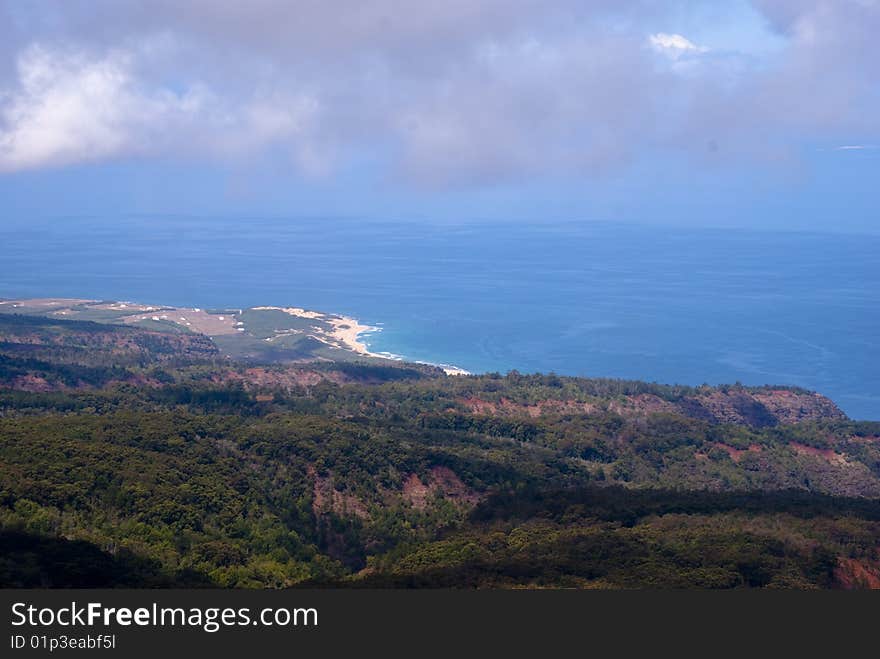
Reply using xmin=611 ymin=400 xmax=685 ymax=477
xmin=1 ymin=216 xmax=877 ymax=419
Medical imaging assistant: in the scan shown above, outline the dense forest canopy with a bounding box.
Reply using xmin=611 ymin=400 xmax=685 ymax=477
xmin=1 ymin=313 xmax=878 ymax=588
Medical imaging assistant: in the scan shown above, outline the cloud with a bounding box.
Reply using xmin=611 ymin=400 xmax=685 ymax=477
xmin=648 ymin=33 xmax=708 ymax=58
xmin=0 ymin=1 xmax=878 ymax=183
xmin=0 ymin=44 xmax=321 ymax=173
xmin=0 ymin=45 xmax=199 ymax=171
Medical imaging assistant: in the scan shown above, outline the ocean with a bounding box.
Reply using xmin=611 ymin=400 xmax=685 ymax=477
xmin=1 ymin=215 xmax=877 ymax=420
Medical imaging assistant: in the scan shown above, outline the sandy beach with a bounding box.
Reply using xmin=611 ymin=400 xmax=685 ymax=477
xmin=263 ymin=307 xmax=469 ymax=373
xmin=326 ymin=316 xmax=380 ymax=355
xmin=257 ymin=306 xmax=384 ymax=357
xmin=0 ymin=297 xmax=471 ymax=375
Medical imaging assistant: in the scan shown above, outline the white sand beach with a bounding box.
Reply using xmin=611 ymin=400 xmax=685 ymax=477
xmin=257 ymin=306 xmax=384 ymax=357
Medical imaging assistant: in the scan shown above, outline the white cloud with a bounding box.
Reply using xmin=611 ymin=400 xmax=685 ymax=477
xmin=0 ymin=1 xmax=878 ymax=183
xmin=0 ymin=45 xmax=200 ymax=171
xmin=0 ymin=44 xmax=321 ymax=172
xmin=648 ymin=33 xmax=707 ymax=58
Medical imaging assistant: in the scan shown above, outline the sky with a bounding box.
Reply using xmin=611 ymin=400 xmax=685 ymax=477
xmin=0 ymin=0 xmax=878 ymax=232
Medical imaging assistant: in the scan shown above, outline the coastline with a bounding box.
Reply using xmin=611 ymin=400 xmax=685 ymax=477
xmin=417 ymin=361 xmax=471 ymax=376
xmin=264 ymin=306 xmax=470 ymax=375
xmin=1 ymin=297 xmax=471 ymax=376
xmin=253 ymin=306 xmax=385 ymax=357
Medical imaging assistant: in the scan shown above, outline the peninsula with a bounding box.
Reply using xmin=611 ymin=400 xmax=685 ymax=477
xmin=0 ymin=296 xmax=468 ymax=374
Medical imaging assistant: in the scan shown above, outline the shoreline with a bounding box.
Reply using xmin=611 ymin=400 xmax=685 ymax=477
xmin=254 ymin=306 xmax=385 ymax=357
xmin=246 ymin=306 xmax=472 ymax=375
xmin=1 ymin=296 xmax=471 ymax=376
xmin=416 ymin=361 xmax=471 ymax=376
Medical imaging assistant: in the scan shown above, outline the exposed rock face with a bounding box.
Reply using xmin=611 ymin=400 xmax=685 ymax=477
xmin=9 ymin=374 xmax=55 ymax=392
xmin=309 ymin=464 xmax=481 ymax=569
xmin=402 ymin=467 xmax=481 ymax=510
xmin=835 ymin=557 xmax=880 ymax=590
xmin=690 ymin=389 xmax=845 ymax=426
xmin=311 ymin=466 xmax=480 ymax=518
xmin=460 ymin=388 xmax=846 ymax=427
xmin=215 ymin=367 xmax=352 ymax=390
xmin=790 ymin=442 xmax=849 ymax=466
xmin=311 ymin=471 xmax=370 ymax=520
xmin=690 ymin=391 xmax=780 ymax=427
xmin=751 ymin=390 xmax=847 ymax=424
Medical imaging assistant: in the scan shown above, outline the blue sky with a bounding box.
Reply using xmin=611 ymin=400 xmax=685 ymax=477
xmin=1 ymin=1 xmax=878 ymax=232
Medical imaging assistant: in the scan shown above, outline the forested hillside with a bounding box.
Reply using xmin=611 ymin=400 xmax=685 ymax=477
xmin=1 ymin=314 xmax=878 ymax=588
